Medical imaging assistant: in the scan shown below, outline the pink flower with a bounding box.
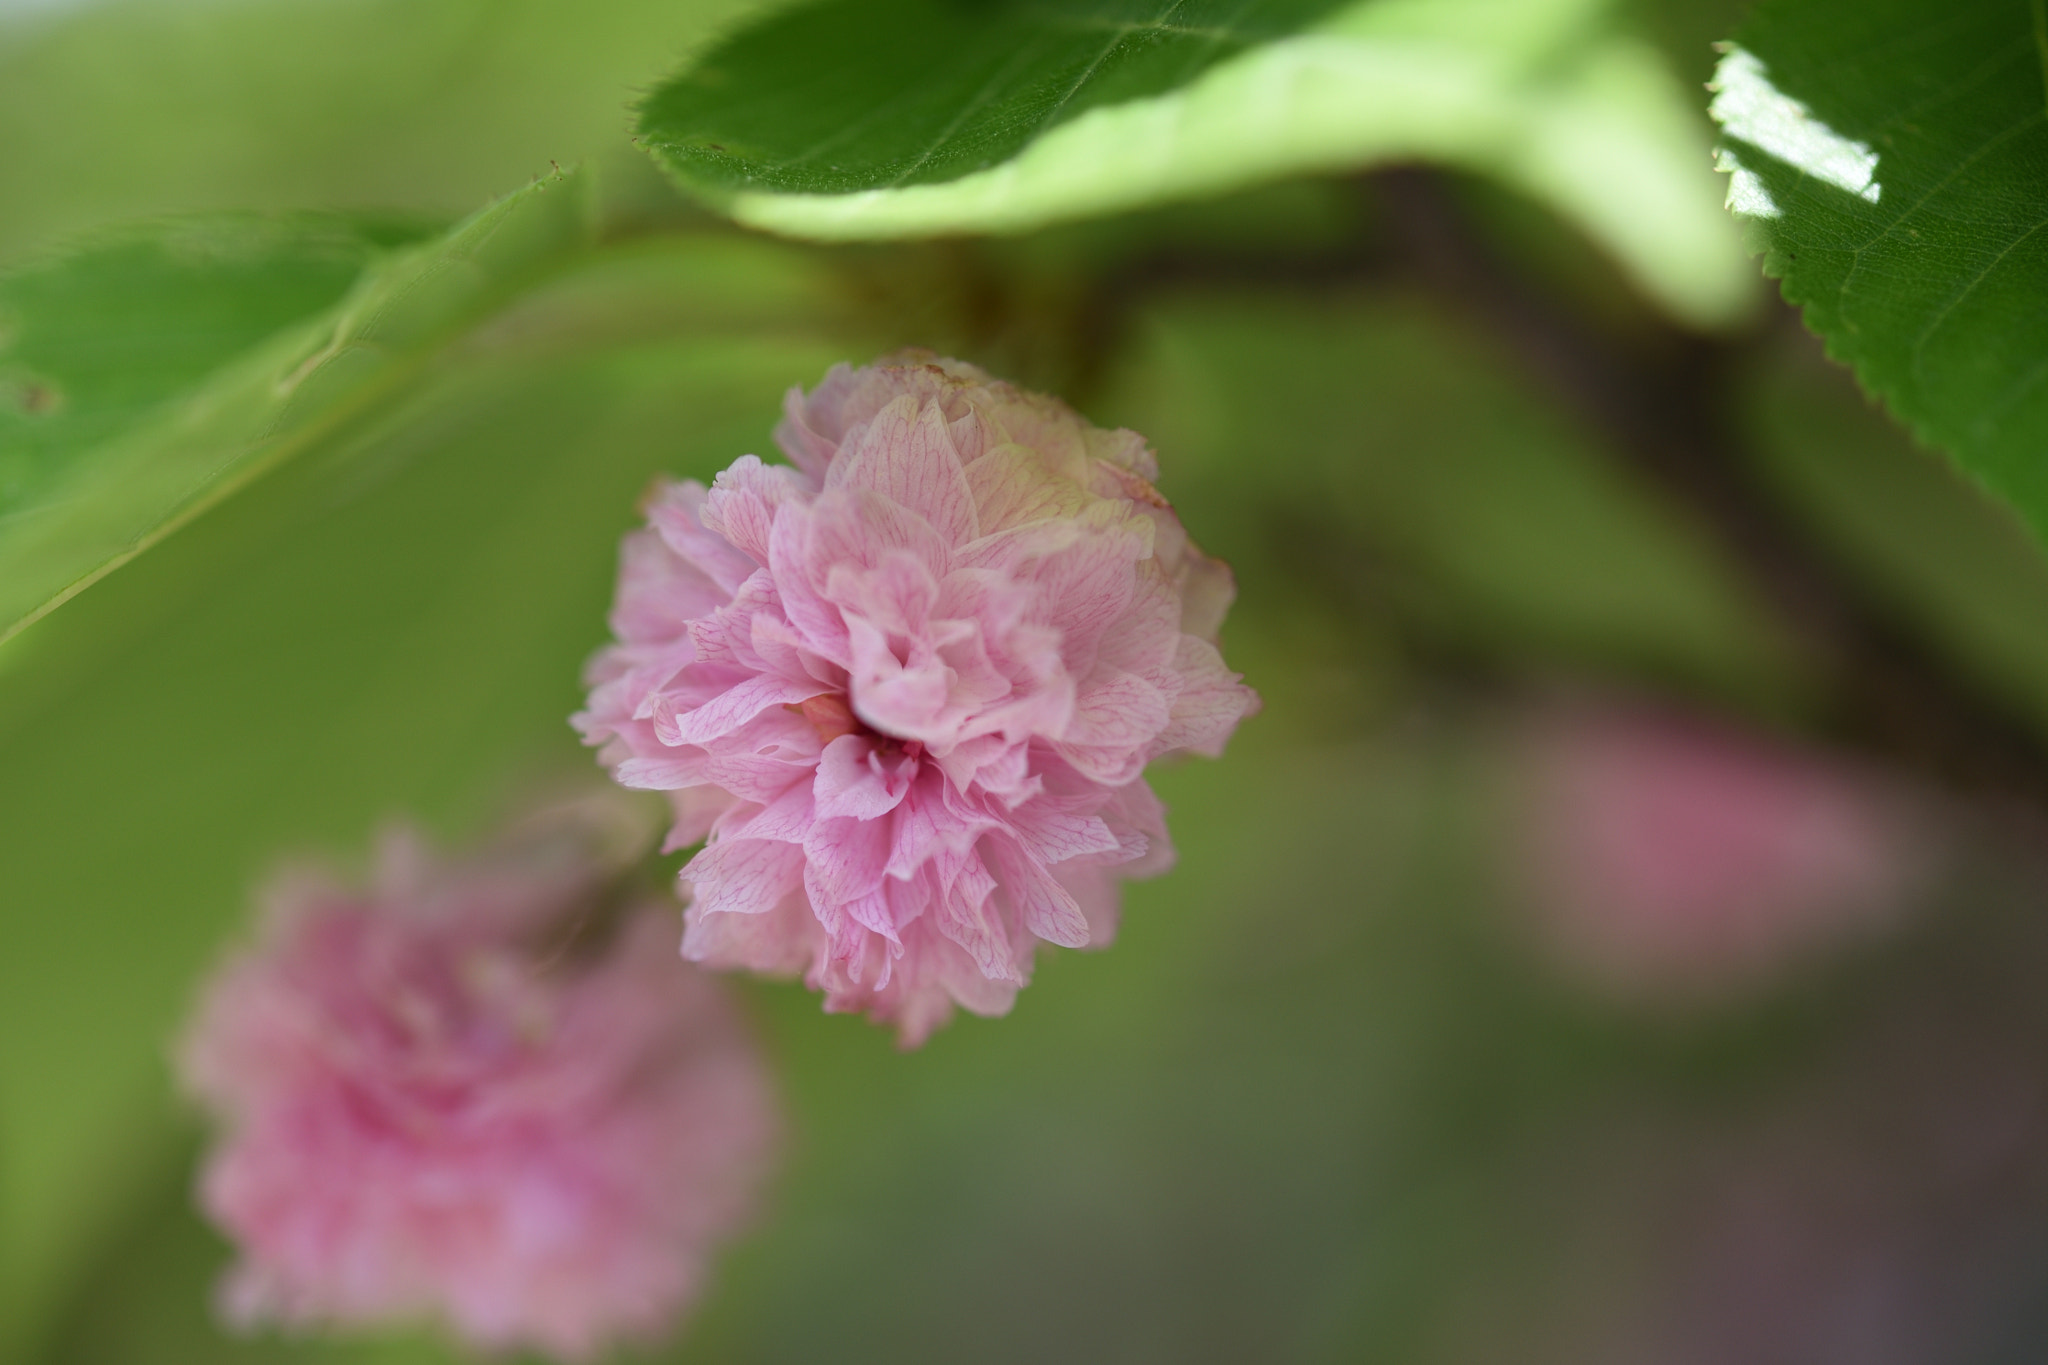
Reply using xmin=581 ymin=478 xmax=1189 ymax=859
xmin=1513 ymin=706 xmax=1934 ymax=1001
xmin=576 ymin=353 xmax=1256 ymax=1045
xmin=178 ymin=802 xmax=780 ymax=1361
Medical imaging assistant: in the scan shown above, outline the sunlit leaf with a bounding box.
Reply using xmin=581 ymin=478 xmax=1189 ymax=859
xmin=1711 ymin=0 xmax=2048 ymax=539
xmin=639 ymin=0 xmax=1755 ymax=326
xmin=0 ymin=175 xmax=587 ymax=645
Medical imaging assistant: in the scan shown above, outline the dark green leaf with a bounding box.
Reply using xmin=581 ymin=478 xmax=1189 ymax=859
xmin=641 ymin=0 xmax=1349 ymax=196
xmin=1711 ymin=0 xmax=2048 ymax=537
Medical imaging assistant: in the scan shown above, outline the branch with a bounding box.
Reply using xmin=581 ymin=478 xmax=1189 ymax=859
xmin=1367 ymin=168 xmax=2048 ymax=807
xmin=1071 ymin=167 xmax=2048 ymax=810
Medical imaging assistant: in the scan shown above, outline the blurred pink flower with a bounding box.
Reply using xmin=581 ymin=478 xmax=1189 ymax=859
xmin=178 ymin=804 xmax=779 ymax=1361
xmin=576 ymin=352 xmax=1256 ymax=1045
xmin=1514 ymin=706 xmax=1932 ymax=1000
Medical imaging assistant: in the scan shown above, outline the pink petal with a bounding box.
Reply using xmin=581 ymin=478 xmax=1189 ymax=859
xmin=700 ymin=455 xmax=813 ymax=565
xmin=827 ymin=395 xmax=980 ymax=546
xmin=663 ymin=787 xmax=738 ymax=851
xmin=764 ymin=505 xmax=852 ymax=666
xmin=1003 ymin=803 xmax=1122 ymax=864
xmin=608 ymin=529 xmax=727 ymax=643
xmin=962 ymin=442 xmax=1090 ymax=535
xmin=612 ymin=754 xmax=711 ymax=791
xmin=681 ymin=838 xmax=806 ymax=918
xmin=646 ymin=481 xmax=756 ymax=596
xmin=731 ymin=779 xmax=817 ymax=844
xmin=927 ymin=848 xmax=1017 ymax=982
xmin=683 ymin=885 xmax=817 ymax=974
xmin=803 ymin=815 xmax=893 ymax=908
xmin=1062 ymin=667 xmax=1173 ymax=752
xmin=814 ymin=735 xmax=917 ymax=821
xmin=666 ymin=672 xmax=821 ymax=748
xmin=1053 ymin=861 xmax=1126 ymax=947
xmin=1151 ymin=636 xmax=1259 ymax=758
xmin=987 ymin=835 xmax=1091 ymax=949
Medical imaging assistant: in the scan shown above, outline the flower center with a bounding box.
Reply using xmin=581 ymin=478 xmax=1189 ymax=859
xmin=794 ymin=693 xmax=862 ymax=744
xmin=791 ymin=692 xmax=924 ymax=759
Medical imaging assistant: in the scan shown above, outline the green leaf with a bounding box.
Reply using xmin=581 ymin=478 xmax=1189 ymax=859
xmin=0 ymin=175 xmax=587 ymax=646
xmin=640 ymin=0 xmax=1353 ymax=194
xmin=639 ymin=0 xmax=1755 ymax=327
xmin=1710 ymin=0 xmax=2048 ymax=539
xmin=0 ymin=213 xmax=424 ymax=556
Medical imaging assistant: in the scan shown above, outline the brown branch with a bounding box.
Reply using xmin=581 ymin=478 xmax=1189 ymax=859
xmin=1071 ymin=167 xmax=2048 ymax=810
xmin=1368 ymin=168 xmax=2048 ymax=807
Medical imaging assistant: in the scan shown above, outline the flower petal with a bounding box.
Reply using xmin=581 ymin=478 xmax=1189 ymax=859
xmin=828 ymin=394 xmax=979 ymax=546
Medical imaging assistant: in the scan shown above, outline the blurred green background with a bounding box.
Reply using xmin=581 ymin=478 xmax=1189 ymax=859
xmin=8 ymin=1 xmax=2048 ymax=1362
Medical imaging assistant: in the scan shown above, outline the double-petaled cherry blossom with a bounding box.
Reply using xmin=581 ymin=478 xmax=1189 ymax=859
xmin=178 ymin=802 xmax=778 ymax=1361
xmin=577 ymin=353 xmax=1255 ymax=1044
xmin=1513 ymin=705 xmax=1933 ymax=1001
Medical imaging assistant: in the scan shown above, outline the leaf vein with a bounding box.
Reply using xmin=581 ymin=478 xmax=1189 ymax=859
xmin=1908 ymin=213 xmax=2048 ymax=382
xmin=1836 ymin=107 xmax=2046 ymax=308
